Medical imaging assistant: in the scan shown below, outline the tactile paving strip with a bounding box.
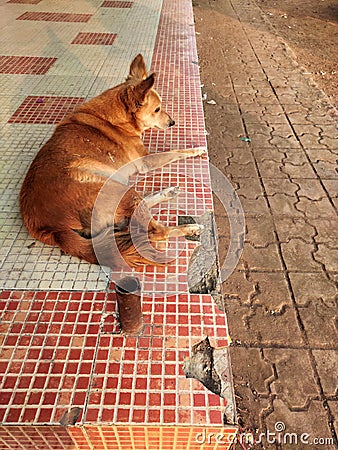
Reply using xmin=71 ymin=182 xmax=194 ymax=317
xmin=0 ymin=56 xmax=57 ymax=75
xmin=71 ymin=32 xmax=117 ymax=46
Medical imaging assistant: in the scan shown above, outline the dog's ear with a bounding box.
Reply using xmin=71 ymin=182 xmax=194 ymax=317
xmin=134 ymin=73 xmax=155 ymax=103
xmin=120 ymin=74 xmax=155 ymax=112
xmin=128 ymin=54 xmax=148 ymax=81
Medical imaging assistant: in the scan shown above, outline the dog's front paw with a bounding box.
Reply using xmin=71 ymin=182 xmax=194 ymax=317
xmin=181 ymin=223 xmax=204 ymax=238
xmin=189 ymin=147 xmax=207 ymax=157
xmin=163 ymin=186 xmax=180 ymax=200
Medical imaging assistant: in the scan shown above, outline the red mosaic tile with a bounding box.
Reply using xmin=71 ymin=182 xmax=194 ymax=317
xmin=71 ymin=32 xmax=117 ymax=46
xmin=8 ymin=0 xmax=41 ymax=4
xmin=17 ymin=11 xmax=92 ymax=23
xmin=101 ymin=1 xmax=133 ymax=7
xmin=8 ymin=95 xmax=85 ymax=124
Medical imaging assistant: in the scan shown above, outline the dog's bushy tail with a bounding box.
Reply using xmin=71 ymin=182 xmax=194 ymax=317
xmin=93 ymin=228 xmax=167 ymax=269
xmin=53 ymin=228 xmax=167 ymax=269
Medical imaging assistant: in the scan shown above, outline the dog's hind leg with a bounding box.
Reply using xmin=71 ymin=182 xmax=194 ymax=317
xmin=144 ymin=186 xmax=180 ymax=208
xmin=148 ymin=223 xmax=204 ymax=241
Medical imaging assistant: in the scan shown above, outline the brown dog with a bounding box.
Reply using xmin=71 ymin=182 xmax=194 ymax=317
xmin=20 ymin=54 xmax=205 ymax=269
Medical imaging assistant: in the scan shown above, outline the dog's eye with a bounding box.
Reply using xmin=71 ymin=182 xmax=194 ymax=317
xmin=154 ymin=107 xmax=161 ymax=113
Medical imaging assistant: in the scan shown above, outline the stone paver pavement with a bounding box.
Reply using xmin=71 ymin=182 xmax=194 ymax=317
xmin=194 ymin=0 xmax=337 ymax=448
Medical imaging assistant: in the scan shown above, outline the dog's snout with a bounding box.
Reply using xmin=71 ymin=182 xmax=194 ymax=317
xmin=169 ymin=119 xmax=175 ymax=127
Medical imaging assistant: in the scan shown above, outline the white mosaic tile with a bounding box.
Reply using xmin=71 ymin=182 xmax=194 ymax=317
xmin=0 ymin=96 xmax=27 ymax=124
xmin=0 ymin=124 xmax=109 ymax=291
xmin=0 ymin=0 xmax=173 ymax=292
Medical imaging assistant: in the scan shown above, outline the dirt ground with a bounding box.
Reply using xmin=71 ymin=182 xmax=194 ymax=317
xmin=193 ymin=0 xmax=337 ymax=447
xmin=256 ymin=0 xmax=338 ymax=108
xmin=194 ymin=0 xmax=338 ymax=107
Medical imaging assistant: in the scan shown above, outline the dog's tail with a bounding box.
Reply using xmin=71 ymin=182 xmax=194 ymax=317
xmin=53 ymin=228 xmax=167 ymax=269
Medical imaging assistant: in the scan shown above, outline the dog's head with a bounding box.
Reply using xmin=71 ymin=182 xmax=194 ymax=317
xmin=120 ymin=54 xmax=175 ymax=132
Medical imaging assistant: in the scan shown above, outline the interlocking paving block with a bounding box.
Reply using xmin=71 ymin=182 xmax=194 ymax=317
xmin=71 ymin=32 xmax=117 ymax=46
xmin=289 ymin=273 xmax=337 ymax=307
xmin=298 ymin=300 xmax=338 ymax=348
xmin=296 ymin=198 xmax=337 ymax=219
xmin=293 ymin=123 xmax=338 ymax=149
xmin=16 ymin=12 xmax=93 ymax=22
xmin=8 ymin=95 xmax=85 ymax=124
xmin=252 ymin=148 xmax=317 ymax=180
xmin=264 ymin=349 xmax=320 ymax=409
xmin=313 ymin=244 xmax=338 ymax=272
xmin=312 ymin=350 xmax=338 ymax=397
xmin=224 ymin=299 xmax=304 ymax=347
xmin=222 ymin=153 xmax=257 ymax=179
xmin=244 ymin=215 xmax=276 ymax=246
xmin=229 ymin=348 xmax=274 ymax=396
xmin=306 ymin=149 xmax=338 ymax=179
xmin=231 ymin=177 xmax=270 ymax=215
xmin=310 ymin=218 xmax=338 ymax=245
xmin=294 ymin=178 xmax=332 ymax=200
xmin=273 ymin=216 xmax=316 ymax=244
xmin=265 ymin=400 xmax=336 ymax=449
xmin=225 ymin=271 xmax=293 ymax=313
xmin=240 ymin=243 xmax=284 ymax=271
xmin=245 ymin=122 xmax=301 ymax=149
xmin=280 ymin=239 xmax=322 ymax=272
xmin=0 ymin=56 xmax=57 ymax=75
xmin=262 ymin=178 xmax=302 ymax=217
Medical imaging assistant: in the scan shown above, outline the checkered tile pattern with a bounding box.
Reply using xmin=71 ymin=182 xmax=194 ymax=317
xmin=0 ymin=56 xmax=57 ymax=75
xmin=7 ymin=0 xmax=42 ymax=4
xmin=0 ymin=290 xmax=229 ymax=425
xmin=16 ymin=12 xmax=92 ymax=23
xmin=101 ymin=1 xmax=133 ymax=7
xmin=8 ymin=96 xmax=85 ymax=124
xmin=144 ymin=0 xmax=207 ymax=151
xmin=0 ymin=425 xmax=237 ymax=449
xmin=71 ymin=33 xmax=117 ymax=46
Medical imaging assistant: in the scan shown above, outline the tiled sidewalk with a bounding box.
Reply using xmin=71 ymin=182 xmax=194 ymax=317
xmin=0 ymin=0 xmax=237 ymax=448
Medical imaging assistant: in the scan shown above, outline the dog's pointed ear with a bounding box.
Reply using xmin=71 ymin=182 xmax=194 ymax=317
xmin=128 ymin=54 xmax=148 ymax=81
xmin=134 ymin=73 xmax=155 ymax=102
xmin=120 ymin=74 xmax=155 ymax=112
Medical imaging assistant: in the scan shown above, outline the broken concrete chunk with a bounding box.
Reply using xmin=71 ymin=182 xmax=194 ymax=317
xmin=183 ymin=212 xmax=223 ymax=309
xmin=183 ymin=336 xmax=222 ymax=396
xmin=59 ymin=407 xmax=82 ymax=425
xmin=183 ymin=336 xmax=236 ymax=424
